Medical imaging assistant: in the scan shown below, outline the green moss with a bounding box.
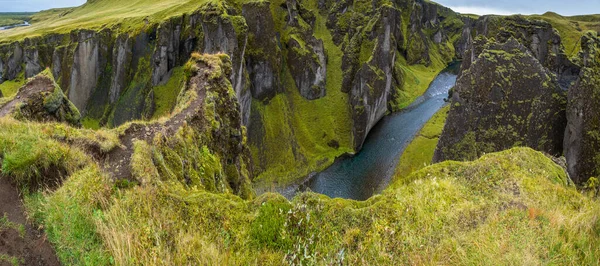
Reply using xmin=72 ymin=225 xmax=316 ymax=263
xmin=251 ymin=3 xmax=354 ymax=187
xmin=392 ymin=54 xmax=447 ymax=110
xmin=81 ymin=117 xmax=101 ymax=130
xmin=394 ymin=105 xmax=449 ymax=180
xmin=151 ymin=67 xmax=185 ymax=119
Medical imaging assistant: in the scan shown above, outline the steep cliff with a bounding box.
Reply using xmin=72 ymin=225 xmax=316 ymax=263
xmin=564 ymin=31 xmax=600 ymax=183
xmin=457 ymin=15 xmax=581 ymax=89
xmin=0 ymin=0 xmax=465 ymax=185
xmin=434 ymin=37 xmax=567 ymax=162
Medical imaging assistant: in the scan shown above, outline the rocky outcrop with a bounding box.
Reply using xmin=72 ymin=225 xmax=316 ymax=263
xmin=325 ymin=0 xmax=461 ymax=150
xmin=68 ymin=30 xmax=100 ymax=113
xmin=0 ymin=42 xmax=23 ymax=81
xmin=564 ymin=31 xmax=600 ymax=183
xmin=0 ymin=3 xmax=251 ymax=127
xmin=0 ymin=70 xmax=81 ymax=126
xmin=0 ymin=0 xmax=467 ymax=184
xmin=458 ymin=15 xmax=581 ymax=90
xmin=109 ymin=35 xmax=132 ymax=104
xmin=284 ymin=0 xmax=328 ymax=100
xmin=348 ymin=6 xmax=401 ymax=150
xmin=434 ymin=37 xmax=567 ymax=162
xmin=242 ymin=1 xmax=283 ymax=101
xmin=105 ymin=54 xmax=253 ymax=197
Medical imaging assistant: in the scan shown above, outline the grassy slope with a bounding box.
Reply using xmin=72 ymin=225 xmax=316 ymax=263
xmin=4 ymin=118 xmax=597 ymax=264
xmin=0 ymin=0 xmax=214 ymax=43
xmin=528 ymin=12 xmax=600 ymax=57
xmin=151 ymin=67 xmax=186 ymax=120
xmin=394 ymin=104 xmax=449 ymax=180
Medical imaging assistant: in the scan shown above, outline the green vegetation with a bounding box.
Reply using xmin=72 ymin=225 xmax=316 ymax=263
xmin=0 ymin=70 xmax=25 ymax=98
xmin=529 ymin=12 xmax=600 ymax=57
xmin=25 ymin=166 xmax=113 ymax=265
xmin=0 ymin=254 xmax=22 ymax=266
xmin=394 ymin=105 xmax=449 ymax=180
xmin=393 ymin=55 xmax=448 ymax=110
xmin=0 ymin=13 xmax=32 ymax=27
xmin=0 ymin=214 xmax=25 ymax=237
xmin=151 ymin=67 xmax=185 ymax=119
xmin=10 ymin=120 xmax=600 ymax=264
xmin=0 ymin=59 xmax=598 ymax=263
xmin=0 ymin=0 xmax=212 ymax=42
xmin=250 ymin=1 xmax=354 ymax=187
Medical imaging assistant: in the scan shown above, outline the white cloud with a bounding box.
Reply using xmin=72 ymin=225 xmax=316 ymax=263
xmin=446 ymin=6 xmax=525 ymax=16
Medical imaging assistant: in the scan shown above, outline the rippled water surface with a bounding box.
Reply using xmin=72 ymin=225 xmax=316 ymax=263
xmin=303 ymin=68 xmax=458 ymax=200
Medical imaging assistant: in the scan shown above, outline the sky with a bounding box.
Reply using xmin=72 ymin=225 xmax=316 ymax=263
xmin=0 ymin=0 xmax=599 ymax=16
xmin=435 ymin=0 xmax=600 ymax=16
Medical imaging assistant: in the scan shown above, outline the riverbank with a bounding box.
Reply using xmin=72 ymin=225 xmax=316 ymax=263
xmin=262 ymin=65 xmax=458 ymax=200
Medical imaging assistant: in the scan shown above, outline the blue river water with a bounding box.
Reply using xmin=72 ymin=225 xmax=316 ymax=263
xmin=300 ymin=68 xmax=458 ymax=200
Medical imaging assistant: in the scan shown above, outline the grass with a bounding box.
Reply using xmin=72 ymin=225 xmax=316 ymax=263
xmin=393 ymin=55 xmax=448 ymax=110
xmin=0 ymin=13 xmax=32 ymax=27
xmin=0 ymin=0 xmax=216 ymax=43
xmin=44 ymin=144 xmax=600 ymax=264
xmin=0 ymin=214 xmax=25 ymax=238
xmin=24 ymin=166 xmax=113 ymax=265
xmin=0 ymin=254 xmax=22 ymax=266
xmin=1 ymin=99 xmax=599 ymax=264
xmin=0 ymin=116 xmax=121 ymax=265
xmin=528 ymin=12 xmax=600 ymax=57
xmin=394 ymin=104 xmax=450 ymax=180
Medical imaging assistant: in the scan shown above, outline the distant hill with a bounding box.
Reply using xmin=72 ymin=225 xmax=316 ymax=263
xmin=0 ymin=12 xmax=34 ymax=27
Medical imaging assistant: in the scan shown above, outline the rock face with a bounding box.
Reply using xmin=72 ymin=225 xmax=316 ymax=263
xmin=564 ymin=31 xmax=600 ymax=183
xmin=0 ymin=0 xmax=467 ymax=183
xmin=68 ymin=30 xmax=100 ymax=113
xmin=0 ymin=70 xmax=81 ymax=126
xmin=434 ymin=37 xmax=567 ymax=162
xmin=0 ymin=3 xmax=251 ymax=127
xmin=242 ymin=1 xmax=283 ymax=102
xmin=458 ymin=15 xmax=581 ymax=90
xmin=325 ymin=0 xmax=462 ymax=150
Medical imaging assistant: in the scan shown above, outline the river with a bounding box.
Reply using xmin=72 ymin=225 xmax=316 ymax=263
xmin=283 ymin=64 xmax=459 ymax=200
xmin=0 ymin=21 xmax=30 ymax=31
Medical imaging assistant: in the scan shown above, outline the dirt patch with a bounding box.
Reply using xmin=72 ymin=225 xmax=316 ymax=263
xmin=0 ymin=177 xmax=60 ymax=266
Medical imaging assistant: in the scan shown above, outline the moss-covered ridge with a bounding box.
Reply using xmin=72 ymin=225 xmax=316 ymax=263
xmin=1 ymin=73 xmax=598 ymax=263
xmin=18 ymin=124 xmax=600 ymax=264
xmin=0 ymin=69 xmax=81 ymax=126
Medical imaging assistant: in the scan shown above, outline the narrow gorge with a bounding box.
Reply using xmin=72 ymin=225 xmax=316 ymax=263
xmin=0 ymin=0 xmax=599 ymax=264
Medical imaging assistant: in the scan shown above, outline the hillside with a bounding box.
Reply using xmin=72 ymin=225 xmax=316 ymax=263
xmin=0 ymin=13 xmax=33 ymax=28
xmin=0 ymin=0 xmax=599 ymax=264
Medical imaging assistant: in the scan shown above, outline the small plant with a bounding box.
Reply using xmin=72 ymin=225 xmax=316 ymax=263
xmin=585 ymin=177 xmax=599 ymax=197
xmin=0 ymin=213 xmax=25 ymax=238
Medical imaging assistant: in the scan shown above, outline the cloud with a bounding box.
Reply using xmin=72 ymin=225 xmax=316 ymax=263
xmin=446 ymin=6 xmax=524 ymax=16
